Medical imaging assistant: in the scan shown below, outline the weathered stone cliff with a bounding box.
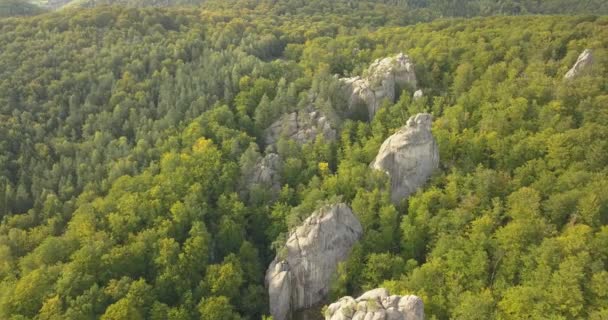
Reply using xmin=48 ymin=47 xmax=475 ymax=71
xmin=371 ymin=113 xmax=439 ymax=204
xmin=565 ymin=49 xmax=593 ymax=80
xmin=265 ymin=203 xmax=363 ymax=320
xmin=264 ymin=109 xmax=336 ymax=147
xmin=341 ymin=53 xmax=417 ymax=120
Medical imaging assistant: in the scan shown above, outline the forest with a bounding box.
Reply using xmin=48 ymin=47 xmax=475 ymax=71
xmin=0 ymin=0 xmax=607 ymax=319
xmin=3 ymin=0 xmax=608 ymax=18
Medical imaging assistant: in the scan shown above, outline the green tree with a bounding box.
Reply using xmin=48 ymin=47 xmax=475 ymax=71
xmin=198 ymin=296 xmax=241 ymax=320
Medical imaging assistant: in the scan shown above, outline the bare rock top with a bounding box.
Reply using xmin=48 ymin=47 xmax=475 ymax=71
xmin=264 ymin=109 xmax=336 ymax=147
xmin=371 ymin=113 xmax=439 ymax=204
xmin=565 ymin=49 xmax=594 ymax=80
xmin=325 ymin=288 xmax=424 ymax=320
xmin=265 ymin=203 xmax=363 ymax=320
xmin=341 ymin=53 xmax=417 ymax=120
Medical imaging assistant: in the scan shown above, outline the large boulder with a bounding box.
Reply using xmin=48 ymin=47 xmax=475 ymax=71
xmin=325 ymin=288 xmax=424 ymax=320
xmin=371 ymin=113 xmax=439 ymax=204
xmin=341 ymin=53 xmax=417 ymax=120
xmin=265 ymin=203 xmax=363 ymax=320
xmin=264 ymin=109 xmax=336 ymax=147
xmin=565 ymin=49 xmax=594 ymax=80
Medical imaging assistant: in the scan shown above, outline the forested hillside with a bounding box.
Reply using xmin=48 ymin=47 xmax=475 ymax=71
xmin=80 ymin=0 xmax=608 ymax=16
xmin=0 ymin=0 xmax=44 ymax=17
xmin=9 ymin=0 xmax=608 ymax=17
xmin=0 ymin=2 xmax=607 ymax=320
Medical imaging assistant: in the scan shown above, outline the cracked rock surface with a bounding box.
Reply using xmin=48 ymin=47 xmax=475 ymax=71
xmin=325 ymin=288 xmax=424 ymax=320
xmin=341 ymin=53 xmax=417 ymax=120
xmin=264 ymin=109 xmax=336 ymax=147
xmin=371 ymin=113 xmax=439 ymax=204
xmin=265 ymin=203 xmax=363 ymax=320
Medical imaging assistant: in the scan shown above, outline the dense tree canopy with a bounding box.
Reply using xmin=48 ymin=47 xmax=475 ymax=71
xmin=0 ymin=1 xmax=607 ymax=319
xmin=7 ymin=0 xmax=608 ymax=17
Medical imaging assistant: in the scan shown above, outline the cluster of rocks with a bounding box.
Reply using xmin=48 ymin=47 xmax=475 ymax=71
xmin=263 ymin=54 xmax=440 ymax=320
xmin=325 ymin=288 xmax=424 ymax=320
xmin=263 ymin=53 xmax=421 ymax=148
xmin=341 ymin=53 xmax=418 ymax=120
xmin=265 ymin=113 xmax=438 ymax=320
xmin=263 ymin=47 xmax=600 ymax=319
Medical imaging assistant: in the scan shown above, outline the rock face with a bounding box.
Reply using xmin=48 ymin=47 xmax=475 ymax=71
xmin=247 ymin=153 xmax=282 ymax=193
xmin=264 ymin=109 xmax=336 ymax=146
xmin=325 ymin=288 xmax=424 ymax=320
xmin=371 ymin=113 xmax=439 ymax=204
xmin=565 ymin=49 xmax=594 ymax=80
xmin=265 ymin=203 xmax=363 ymax=320
xmin=341 ymin=53 xmax=417 ymax=120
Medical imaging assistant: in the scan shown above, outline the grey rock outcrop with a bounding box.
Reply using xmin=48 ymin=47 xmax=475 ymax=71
xmin=264 ymin=109 xmax=336 ymax=147
xmin=371 ymin=113 xmax=439 ymax=204
xmin=341 ymin=53 xmax=417 ymax=120
xmin=565 ymin=49 xmax=594 ymax=80
xmin=247 ymin=153 xmax=282 ymax=193
xmin=325 ymin=288 xmax=424 ymax=320
xmin=266 ymin=203 xmax=363 ymax=320
xmin=413 ymin=89 xmax=424 ymax=101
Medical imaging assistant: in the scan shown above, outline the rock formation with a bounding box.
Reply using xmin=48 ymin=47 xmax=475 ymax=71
xmin=565 ymin=49 xmax=594 ymax=80
xmin=325 ymin=288 xmax=424 ymax=320
xmin=341 ymin=53 xmax=417 ymax=120
xmin=264 ymin=109 xmax=336 ymax=147
xmin=247 ymin=152 xmax=282 ymax=193
xmin=371 ymin=113 xmax=439 ymax=204
xmin=265 ymin=203 xmax=363 ymax=320
xmin=413 ymin=89 xmax=424 ymax=100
